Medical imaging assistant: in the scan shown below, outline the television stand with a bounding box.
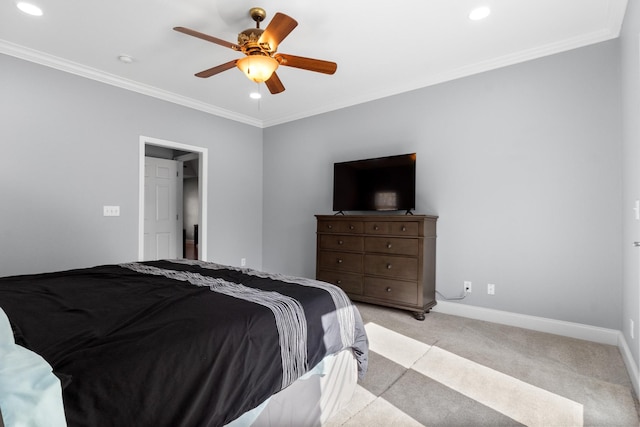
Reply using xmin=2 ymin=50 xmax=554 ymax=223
xmin=315 ymin=214 xmax=438 ymax=320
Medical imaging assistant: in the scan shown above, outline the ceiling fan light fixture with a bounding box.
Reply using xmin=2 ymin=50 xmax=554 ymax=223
xmin=174 ymin=9 xmax=333 ymax=95
xmin=237 ymin=55 xmax=279 ymax=83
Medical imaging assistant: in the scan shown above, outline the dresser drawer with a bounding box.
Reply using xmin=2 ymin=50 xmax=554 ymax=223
xmin=318 ymin=251 xmax=363 ymax=274
xmin=320 ymin=235 xmax=364 ymax=252
xmin=364 ymin=254 xmax=418 ymax=280
xmin=317 ymin=270 xmax=363 ymax=295
xmin=365 ymin=221 xmax=420 ymax=236
xmin=316 ymin=214 xmax=437 ymax=318
xmin=364 ymin=277 xmax=418 ymax=305
xmin=318 ymin=220 xmax=363 ymax=234
xmin=364 ymin=236 xmax=419 ymax=256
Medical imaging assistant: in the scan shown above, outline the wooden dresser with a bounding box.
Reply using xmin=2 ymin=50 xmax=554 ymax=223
xmin=315 ymin=214 xmax=437 ymax=320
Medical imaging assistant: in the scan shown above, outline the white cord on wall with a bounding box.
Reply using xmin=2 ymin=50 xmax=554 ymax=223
xmin=435 ymin=289 xmax=468 ymax=301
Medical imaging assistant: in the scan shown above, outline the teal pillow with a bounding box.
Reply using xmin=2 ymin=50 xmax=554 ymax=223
xmin=0 ymin=308 xmax=66 ymax=426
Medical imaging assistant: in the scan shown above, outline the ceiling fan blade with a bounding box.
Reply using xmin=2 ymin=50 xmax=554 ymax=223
xmin=259 ymin=13 xmax=298 ymax=51
xmin=265 ymin=72 xmax=285 ymax=94
xmin=275 ymin=53 xmax=337 ymax=75
xmin=195 ymin=60 xmax=238 ymax=78
xmin=174 ymin=26 xmax=240 ymax=51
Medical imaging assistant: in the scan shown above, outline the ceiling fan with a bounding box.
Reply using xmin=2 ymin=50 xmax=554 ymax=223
xmin=174 ymin=7 xmax=337 ymax=94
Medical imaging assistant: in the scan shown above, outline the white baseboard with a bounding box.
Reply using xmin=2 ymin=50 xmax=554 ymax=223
xmin=432 ymin=301 xmax=619 ymax=344
xmin=432 ymin=301 xmax=639 ymax=396
xmin=617 ymin=331 xmax=640 ymax=397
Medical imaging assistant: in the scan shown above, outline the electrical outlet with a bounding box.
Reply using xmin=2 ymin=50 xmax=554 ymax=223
xmin=631 ymin=319 xmax=635 ymax=339
xmin=487 ymin=283 xmax=495 ymax=295
xmin=240 ymin=258 xmax=246 ymax=267
xmin=103 ymin=205 xmax=120 ymax=216
xmin=464 ymin=281 xmax=472 ymax=293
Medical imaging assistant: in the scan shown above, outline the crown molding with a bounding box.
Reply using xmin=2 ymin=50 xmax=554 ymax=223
xmin=1 ymin=0 xmax=626 ymax=130
xmin=262 ymin=23 xmax=624 ymax=128
xmin=0 ymin=40 xmax=264 ymax=128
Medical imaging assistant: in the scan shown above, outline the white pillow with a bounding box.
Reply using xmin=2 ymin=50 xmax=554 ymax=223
xmin=0 ymin=307 xmax=66 ymax=427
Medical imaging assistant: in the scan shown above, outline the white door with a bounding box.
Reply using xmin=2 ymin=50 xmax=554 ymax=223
xmin=144 ymin=157 xmax=183 ymax=260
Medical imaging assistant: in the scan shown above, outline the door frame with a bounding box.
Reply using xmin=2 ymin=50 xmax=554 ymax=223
xmin=138 ymin=135 xmax=208 ymax=261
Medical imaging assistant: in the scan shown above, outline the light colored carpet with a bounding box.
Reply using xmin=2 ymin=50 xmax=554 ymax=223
xmin=328 ymin=303 xmax=640 ymax=427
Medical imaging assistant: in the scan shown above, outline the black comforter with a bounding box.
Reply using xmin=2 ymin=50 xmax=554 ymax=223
xmin=0 ymin=260 xmax=368 ymax=426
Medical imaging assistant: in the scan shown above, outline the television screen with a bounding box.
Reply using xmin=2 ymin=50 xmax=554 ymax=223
xmin=333 ymin=153 xmax=416 ymax=212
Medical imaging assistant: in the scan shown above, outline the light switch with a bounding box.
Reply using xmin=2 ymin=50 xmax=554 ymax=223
xmin=103 ymin=206 xmax=120 ymax=216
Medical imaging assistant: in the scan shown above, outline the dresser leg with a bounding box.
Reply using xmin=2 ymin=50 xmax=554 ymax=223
xmin=413 ymin=311 xmax=426 ymax=321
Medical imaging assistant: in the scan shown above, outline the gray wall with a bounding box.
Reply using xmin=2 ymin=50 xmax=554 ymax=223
xmin=621 ymin=2 xmax=640 ymax=366
xmin=263 ymin=40 xmax=623 ymax=330
xmin=0 ymin=29 xmax=629 ymax=338
xmin=0 ymin=53 xmax=263 ymax=276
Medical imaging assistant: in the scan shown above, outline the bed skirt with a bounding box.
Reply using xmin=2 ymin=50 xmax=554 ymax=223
xmin=228 ymin=348 xmax=357 ymax=426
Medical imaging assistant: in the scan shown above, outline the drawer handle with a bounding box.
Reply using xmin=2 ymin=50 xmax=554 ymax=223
xmin=349 ymin=225 xmax=355 ymax=230
xmin=386 ymin=263 xmax=392 ymax=269
xmin=337 ymin=258 xmax=343 ymax=264
xmin=401 ymin=226 xmax=407 ymax=232
xmin=327 ymin=224 xmax=333 ymax=229
xmin=374 ymin=225 xmax=379 ymax=231
xmin=336 ymin=280 xmax=342 ymax=285
xmin=386 ymin=243 xmax=392 ymax=249
xmin=386 ymin=287 xmax=392 ymax=292
xmin=338 ymin=240 xmax=344 ymax=245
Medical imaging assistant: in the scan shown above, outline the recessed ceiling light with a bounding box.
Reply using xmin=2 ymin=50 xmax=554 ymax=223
xmin=469 ymin=6 xmax=490 ymax=21
xmin=118 ymin=55 xmax=134 ymax=64
xmin=16 ymin=1 xmax=43 ymax=16
xmin=249 ymin=92 xmax=262 ymax=100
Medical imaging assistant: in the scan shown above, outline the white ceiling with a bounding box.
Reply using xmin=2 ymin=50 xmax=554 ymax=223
xmin=0 ymin=0 xmax=628 ymax=128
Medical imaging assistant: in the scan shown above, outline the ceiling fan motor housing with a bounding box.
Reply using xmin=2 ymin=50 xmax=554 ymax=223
xmin=238 ymin=28 xmax=270 ymax=55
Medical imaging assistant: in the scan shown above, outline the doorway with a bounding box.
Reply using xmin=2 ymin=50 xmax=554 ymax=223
xmin=138 ymin=136 xmax=208 ymax=261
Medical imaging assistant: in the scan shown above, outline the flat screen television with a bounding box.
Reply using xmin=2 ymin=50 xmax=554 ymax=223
xmin=333 ymin=153 xmax=416 ymax=213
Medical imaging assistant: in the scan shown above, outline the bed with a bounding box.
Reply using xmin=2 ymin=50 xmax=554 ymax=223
xmin=0 ymin=259 xmax=368 ymax=426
